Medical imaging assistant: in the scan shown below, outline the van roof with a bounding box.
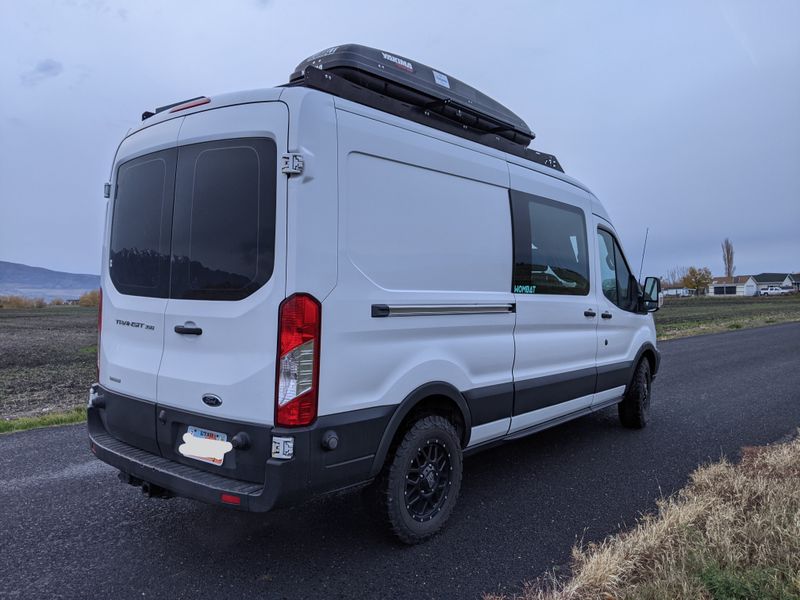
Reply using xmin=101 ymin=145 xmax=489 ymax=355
xmin=128 ymin=86 xmax=600 ymax=210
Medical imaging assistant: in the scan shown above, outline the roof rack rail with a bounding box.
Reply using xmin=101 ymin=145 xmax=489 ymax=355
xmin=287 ymin=44 xmax=562 ymax=172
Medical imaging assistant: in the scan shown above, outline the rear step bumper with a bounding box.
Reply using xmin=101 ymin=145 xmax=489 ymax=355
xmin=87 ymin=386 xmax=394 ymax=512
xmin=89 ymin=407 xmax=283 ymax=511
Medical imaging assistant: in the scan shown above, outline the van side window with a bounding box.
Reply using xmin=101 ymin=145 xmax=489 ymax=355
xmin=510 ymin=191 xmax=590 ymax=296
xmin=110 ymin=149 xmax=176 ymax=298
xmin=597 ymin=229 xmax=617 ymax=304
xmin=597 ymin=228 xmax=637 ymax=311
xmin=170 ymin=138 xmax=277 ymax=301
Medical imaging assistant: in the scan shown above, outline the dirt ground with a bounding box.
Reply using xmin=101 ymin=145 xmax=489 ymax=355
xmin=0 ymin=306 xmax=97 ymax=420
xmin=655 ymin=294 xmax=800 ymax=339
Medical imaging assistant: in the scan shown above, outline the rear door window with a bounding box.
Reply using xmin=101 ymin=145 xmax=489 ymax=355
xmin=109 ymin=138 xmax=277 ymax=301
xmin=169 ymin=138 xmax=277 ymax=300
xmin=109 ymin=149 xmax=176 ymax=298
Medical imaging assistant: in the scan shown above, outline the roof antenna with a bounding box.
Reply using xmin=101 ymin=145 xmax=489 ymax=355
xmin=638 ymin=227 xmax=649 ymax=282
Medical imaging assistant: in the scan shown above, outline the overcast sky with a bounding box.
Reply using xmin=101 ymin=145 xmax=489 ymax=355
xmin=1 ymin=0 xmax=798 ymax=278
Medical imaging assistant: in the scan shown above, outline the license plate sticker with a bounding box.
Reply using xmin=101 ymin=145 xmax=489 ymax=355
xmin=178 ymin=426 xmax=232 ymax=466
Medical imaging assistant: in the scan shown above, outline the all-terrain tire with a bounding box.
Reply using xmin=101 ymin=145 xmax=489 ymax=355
xmin=373 ymin=415 xmax=463 ymax=544
xmin=618 ymin=358 xmax=652 ymax=429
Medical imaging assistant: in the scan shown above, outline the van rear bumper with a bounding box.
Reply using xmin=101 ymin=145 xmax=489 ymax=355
xmin=89 ymin=408 xmax=271 ymax=510
xmin=87 ymin=387 xmax=394 ymax=512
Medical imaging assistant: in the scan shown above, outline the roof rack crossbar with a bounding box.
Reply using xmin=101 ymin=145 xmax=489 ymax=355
xmin=294 ymin=65 xmax=563 ymax=172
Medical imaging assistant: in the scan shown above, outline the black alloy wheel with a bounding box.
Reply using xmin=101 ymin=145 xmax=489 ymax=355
xmin=404 ymin=438 xmax=453 ymax=522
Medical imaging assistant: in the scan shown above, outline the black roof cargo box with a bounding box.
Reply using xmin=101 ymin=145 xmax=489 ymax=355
xmin=288 ymin=44 xmax=562 ymax=172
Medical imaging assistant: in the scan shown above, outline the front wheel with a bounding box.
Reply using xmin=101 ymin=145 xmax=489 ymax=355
xmin=377 ymin=415 xmax=463 ymax=544
xmin=618 ymin=359 xmax=652 ymax=429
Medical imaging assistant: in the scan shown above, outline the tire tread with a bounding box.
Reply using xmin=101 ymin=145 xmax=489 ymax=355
xmin=619 ymin=359 xmax=651 ymax=429
xmin=371 ymin=415 xmax=462 ymax=544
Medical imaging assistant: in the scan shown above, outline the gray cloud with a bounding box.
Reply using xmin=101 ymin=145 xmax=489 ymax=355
xmin=0 ymin=0 xmax=797 ymax=276
xmin=20 ymin=59 xmax=64 ymax=86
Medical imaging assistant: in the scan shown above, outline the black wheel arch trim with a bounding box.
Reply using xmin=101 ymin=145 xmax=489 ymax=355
xmin=632 ymin=342 xmax=660 ymax=383
xmin=369 ymin=381 xmax=472 ymax=478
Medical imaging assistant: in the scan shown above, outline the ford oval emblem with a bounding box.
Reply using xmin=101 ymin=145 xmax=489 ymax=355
xmin=202 ymin=394 xmax=222 ymax=407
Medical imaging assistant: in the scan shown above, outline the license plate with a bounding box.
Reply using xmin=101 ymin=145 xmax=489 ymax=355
xmin=178 ymin=426 xmax=232 ymax=466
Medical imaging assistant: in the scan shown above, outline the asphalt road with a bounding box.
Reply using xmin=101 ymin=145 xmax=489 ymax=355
xmin=2 ymin=323 xmax=799 ymax=600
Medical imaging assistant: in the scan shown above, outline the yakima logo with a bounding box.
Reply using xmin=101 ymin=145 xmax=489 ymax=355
xmin=381 ymin=52 xmax=414 ymax=72
xmin=307 ymin=46 xmax=339 ymax=62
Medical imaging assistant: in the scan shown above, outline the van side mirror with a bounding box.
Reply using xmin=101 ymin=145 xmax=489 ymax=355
xmin=641 ymin=276 xmax=661 ymax=312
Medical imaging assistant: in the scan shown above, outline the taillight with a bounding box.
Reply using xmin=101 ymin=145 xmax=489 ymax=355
xmin=275 ymin=294 xmax=321 ymax=427
xmin=96 ymin=287 xmax=102 ymax=382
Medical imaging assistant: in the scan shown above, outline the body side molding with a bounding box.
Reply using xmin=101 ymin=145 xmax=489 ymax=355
xmin=371 ymin=303 xmax=515 ymax=318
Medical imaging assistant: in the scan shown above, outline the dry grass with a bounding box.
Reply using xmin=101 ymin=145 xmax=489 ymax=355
xmin=0 ymin=295 xmax=48 ymax=308
xmin=77 ymin=289 xmax=100 ymax=307
xmin=487 ymin=435 xmax=800 ymax=600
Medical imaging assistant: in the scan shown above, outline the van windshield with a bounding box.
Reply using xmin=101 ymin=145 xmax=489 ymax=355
xmin=109 ymin=138 xmax=277 ymax=300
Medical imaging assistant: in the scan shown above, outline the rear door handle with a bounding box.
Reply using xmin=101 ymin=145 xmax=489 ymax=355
xmin=584 ymin=309 xmax=596 ymax=317
xmin=174 ymin=325 xmax=202 ymax=335
xmin=601 ymin=312 xmax=613 ymax=319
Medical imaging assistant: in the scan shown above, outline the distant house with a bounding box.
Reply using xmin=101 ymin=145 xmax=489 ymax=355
xmin=707 ymin=275 xmax=758 ymax=296
xmin=793 ymin=274 xmax=800 ymax=293
xmin=752 ymin=273 xmax=795 ymax=293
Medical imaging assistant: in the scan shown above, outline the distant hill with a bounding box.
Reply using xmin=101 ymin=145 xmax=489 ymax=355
xmin=0 ymin=260 xmax=100 ymax=301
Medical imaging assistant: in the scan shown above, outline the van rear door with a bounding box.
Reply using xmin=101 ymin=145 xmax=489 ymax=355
xmin=100 ymin=119 xmax=182 ymax=453
xmin=155 ymin=103 xmax=288 ymax=441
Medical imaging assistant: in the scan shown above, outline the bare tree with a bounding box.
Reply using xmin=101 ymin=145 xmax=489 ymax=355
xmin=664 ymin=266 xmax=689 ymax=286
xmin=722 ymin=238 xmax=735 ymax=278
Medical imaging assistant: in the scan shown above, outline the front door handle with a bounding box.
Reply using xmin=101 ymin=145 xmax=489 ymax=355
xmin=174 ymin=324 xmax=202 ymax=335
xmin=584 ymin=309 xmax=596 ymax=317
xmin=601 ymin=312 xmax=613 ymax=319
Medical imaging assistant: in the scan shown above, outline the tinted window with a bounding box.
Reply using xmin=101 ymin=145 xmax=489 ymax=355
xmin=109 ymin=150 xmax=175 ymax=297
xmin=597 ymin=229 xmax=617 ymax=305
xmin=614 ymin=240 xmax=635 ymax=310
xmin=597 ymin=228 xmax=637 ymax=311
xmin=170 ymin=138 xmax=277 ymax=300
xmin=511 ymin=191 xmax=590 ymax=295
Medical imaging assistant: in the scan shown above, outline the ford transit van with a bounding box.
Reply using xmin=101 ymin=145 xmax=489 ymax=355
xmin=88 ymin=44 xmax=661 ymax=543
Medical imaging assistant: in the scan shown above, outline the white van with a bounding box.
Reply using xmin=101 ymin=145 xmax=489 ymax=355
xmin=88 ymin=44 xmax=661 ymax=544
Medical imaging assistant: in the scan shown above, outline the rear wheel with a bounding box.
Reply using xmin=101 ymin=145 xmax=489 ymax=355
xmin=618 ymin=359 xmax=652 ymax=429
xmin=373 ymin=415 xmax=463 ymax=544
